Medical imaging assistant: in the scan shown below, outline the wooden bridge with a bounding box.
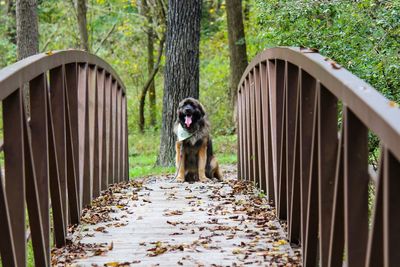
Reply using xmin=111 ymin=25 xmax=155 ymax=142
xmin=0 ymin=47 xmax=399 ymax=266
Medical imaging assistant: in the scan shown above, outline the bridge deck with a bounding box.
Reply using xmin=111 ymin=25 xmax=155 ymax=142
xmin=52 ymin=166 xmax=300 ymax=266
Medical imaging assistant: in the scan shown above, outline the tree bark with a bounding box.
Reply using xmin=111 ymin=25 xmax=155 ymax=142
xmin=76 ymin=0 xmax=89 ymax=51
xmin=226 ymin=0 xmax=248 ymax=109
xmin=156 ymin=0 xmax=202 ymax=166
xmin=16 ymin=0 xmax=39 ymax=60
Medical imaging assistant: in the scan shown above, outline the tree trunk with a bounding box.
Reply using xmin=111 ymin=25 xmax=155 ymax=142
xmin=156 ymin=0 xmax=202 ymax=166
xmin=6 ymin=0 xmax=17 ymax=45
xmin=16 ymin=0 xmax=39 ymax=60
xmin=76 ymin=0 xmax=89 ymax=51
xmin=226 ymin=0 xmax=248 ymax=109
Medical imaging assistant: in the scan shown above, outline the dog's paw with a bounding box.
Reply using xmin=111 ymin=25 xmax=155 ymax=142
xmin=175 ymin=175 xmax=185 ymax=182
xmin=199 ymin=175 xmax=208 ymax=183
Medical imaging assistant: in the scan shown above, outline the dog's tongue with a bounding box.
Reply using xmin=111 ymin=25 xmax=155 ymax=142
xmin=185 ymin=115 xmax=192 ymax=127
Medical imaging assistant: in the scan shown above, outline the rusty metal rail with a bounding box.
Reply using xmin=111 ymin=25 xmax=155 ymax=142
xmin=237 ymin=47 xmax=400 ymax=266
xmin=0 ymin=50 xmax=129 ymax=267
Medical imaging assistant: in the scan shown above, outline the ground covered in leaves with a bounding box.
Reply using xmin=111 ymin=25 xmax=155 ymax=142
xmin=51 ymin=166 xmax=301 ymax=266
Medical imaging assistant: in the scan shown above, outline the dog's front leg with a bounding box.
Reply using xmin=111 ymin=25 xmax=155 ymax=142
xmin=175 ymin=141 xmax=185 ymax=182
xmin=198 ymin=140 xmax=208 ymax=182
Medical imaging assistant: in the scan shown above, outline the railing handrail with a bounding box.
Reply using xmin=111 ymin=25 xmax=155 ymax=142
xmin=239 ymin=47 xmax=400 ymax=161
xmin=0 ymin=50 xmax=126 ymax=100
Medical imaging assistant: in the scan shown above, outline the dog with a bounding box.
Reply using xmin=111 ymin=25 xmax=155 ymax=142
xmin=174 ymin=97 xmax=222 ymax=182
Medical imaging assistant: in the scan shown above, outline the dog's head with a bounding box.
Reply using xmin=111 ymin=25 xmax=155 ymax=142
xmin=176 ymin=97 xmax=206 ymax=133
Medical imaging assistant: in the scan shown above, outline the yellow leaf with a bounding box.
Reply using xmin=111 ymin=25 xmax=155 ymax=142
xmin=389 ymin=101 xmax=399 ymax=108
xmin=104 ymin=262 xmax=119 ymax=267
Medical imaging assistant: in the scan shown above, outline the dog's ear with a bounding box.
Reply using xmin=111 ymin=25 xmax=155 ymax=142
xmin=197 ymin=101 xmax=206 ymax=117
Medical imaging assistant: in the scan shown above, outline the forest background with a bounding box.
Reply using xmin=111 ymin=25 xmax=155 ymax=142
xmin=0 ymin=0 xmax=399 ymax=177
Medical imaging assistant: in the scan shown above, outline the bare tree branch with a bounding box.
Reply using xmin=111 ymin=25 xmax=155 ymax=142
xmin=94 ymin=22 xmax=118 ymax=54
xmin=139 ymin=33 xmax=165 ymax=132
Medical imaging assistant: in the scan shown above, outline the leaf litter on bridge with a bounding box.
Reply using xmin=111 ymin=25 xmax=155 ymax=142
xmin=51 ymin=165 xmax=301 ymax=266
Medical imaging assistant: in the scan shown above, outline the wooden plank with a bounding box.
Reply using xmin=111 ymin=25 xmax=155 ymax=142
xmin=286 ymin=63 xmax=299 ymax=225
xmin=277 ymin=61 xmax=287 ymax=220
xmin=100 ymin=73 xmax=109 ymax=189
xmin=262 ymin=61 xmax=274 ymax=203
xmin=249 ymin=70 xmax=258 ymax=185
xmin=244 ymin=77 xmax=250 ymax=181
xmin=383 ymin=148 xmax=400 ymax=266
xmin=104 ymin=75 xmax=112 ymax=186
xmin=65 ymin=63 xmax=80 ymax=213
xmin=116 ymin=87 xmax=122 ymax=182
xmin=92 ymin=69 xmax=101 ymax=198
xmin=344 ymin=107 xmax=369 ymax=267
xmin=0 ymin=162 xmax=17 ymax=266
xmin=3 ymin=88 xmax=26 ymax=267
xmin=124 ymin=94 xmax=129 ymax=181
xmin=255 ymin=64 xmax=266 ymax=192
xmin=303 ymin=82 xmax=319 ymax=267
xmin=65 ymin=66 xmax=80 ymax=224
xmin=327 ymin=127 xmax=345 ymax=267
xmin=299 ymin=70 xmax=317 ymax=253
xmin=77 ymin=64 xmax=88 ymax=209
xmin=50 ymin=66 xmax=68 ymax=225
xmin=267 ymin=59 xmax=278 ymax=203
xmin=318 ymin=85 xmax=338 ymax=266
xmin=47 ymin=85 xmax=66 ymax=247
xmin=366 ymin=150 xmax=384 ymax=267
xmin=88 ymin=66 xmax=97 ymax=199
xmin=23 ymin=104 xmax=48 ymax=267
xmin=121 ymin=94 xmax=127 ymax=181
xmin=288 ymin=68 xmax=301 ymax=244
xmin=109 ymin=81 xmax=117 ymax=184
xmin=237 ymin=87 xmax=243 ymax=179
xmin=29 ymin=73 xmax=50 ymax=257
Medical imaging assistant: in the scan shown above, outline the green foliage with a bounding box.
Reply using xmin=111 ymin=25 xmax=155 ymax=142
xmin=200 ymin=5 xmax=234 ymax=135
xmin=250 ymin=0 xmax=400 ymax=102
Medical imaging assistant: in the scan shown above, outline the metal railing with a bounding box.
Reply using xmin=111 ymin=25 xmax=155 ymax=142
xmin=237 ymin=47 xmax=400 ymax=266
xmin=0 ymin=50 xmax=129 ymax=267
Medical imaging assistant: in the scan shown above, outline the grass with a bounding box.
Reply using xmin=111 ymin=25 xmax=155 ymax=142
xmin=128 ymin=131 xmax=237 ymax=179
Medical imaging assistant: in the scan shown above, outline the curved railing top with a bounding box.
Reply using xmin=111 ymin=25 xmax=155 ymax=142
xmin=0 ymin=49 xmax=126 ymax=100
xmin=239 ymin=47 xmax=400 ymax=161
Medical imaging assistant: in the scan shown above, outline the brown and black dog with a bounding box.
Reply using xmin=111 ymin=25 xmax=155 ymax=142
xmin=174 ymin=98 xmax=222 ymax=182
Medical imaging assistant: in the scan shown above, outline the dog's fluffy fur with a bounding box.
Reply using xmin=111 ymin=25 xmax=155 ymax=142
xmin=174 ymin=98 xmax=222 ymax=182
